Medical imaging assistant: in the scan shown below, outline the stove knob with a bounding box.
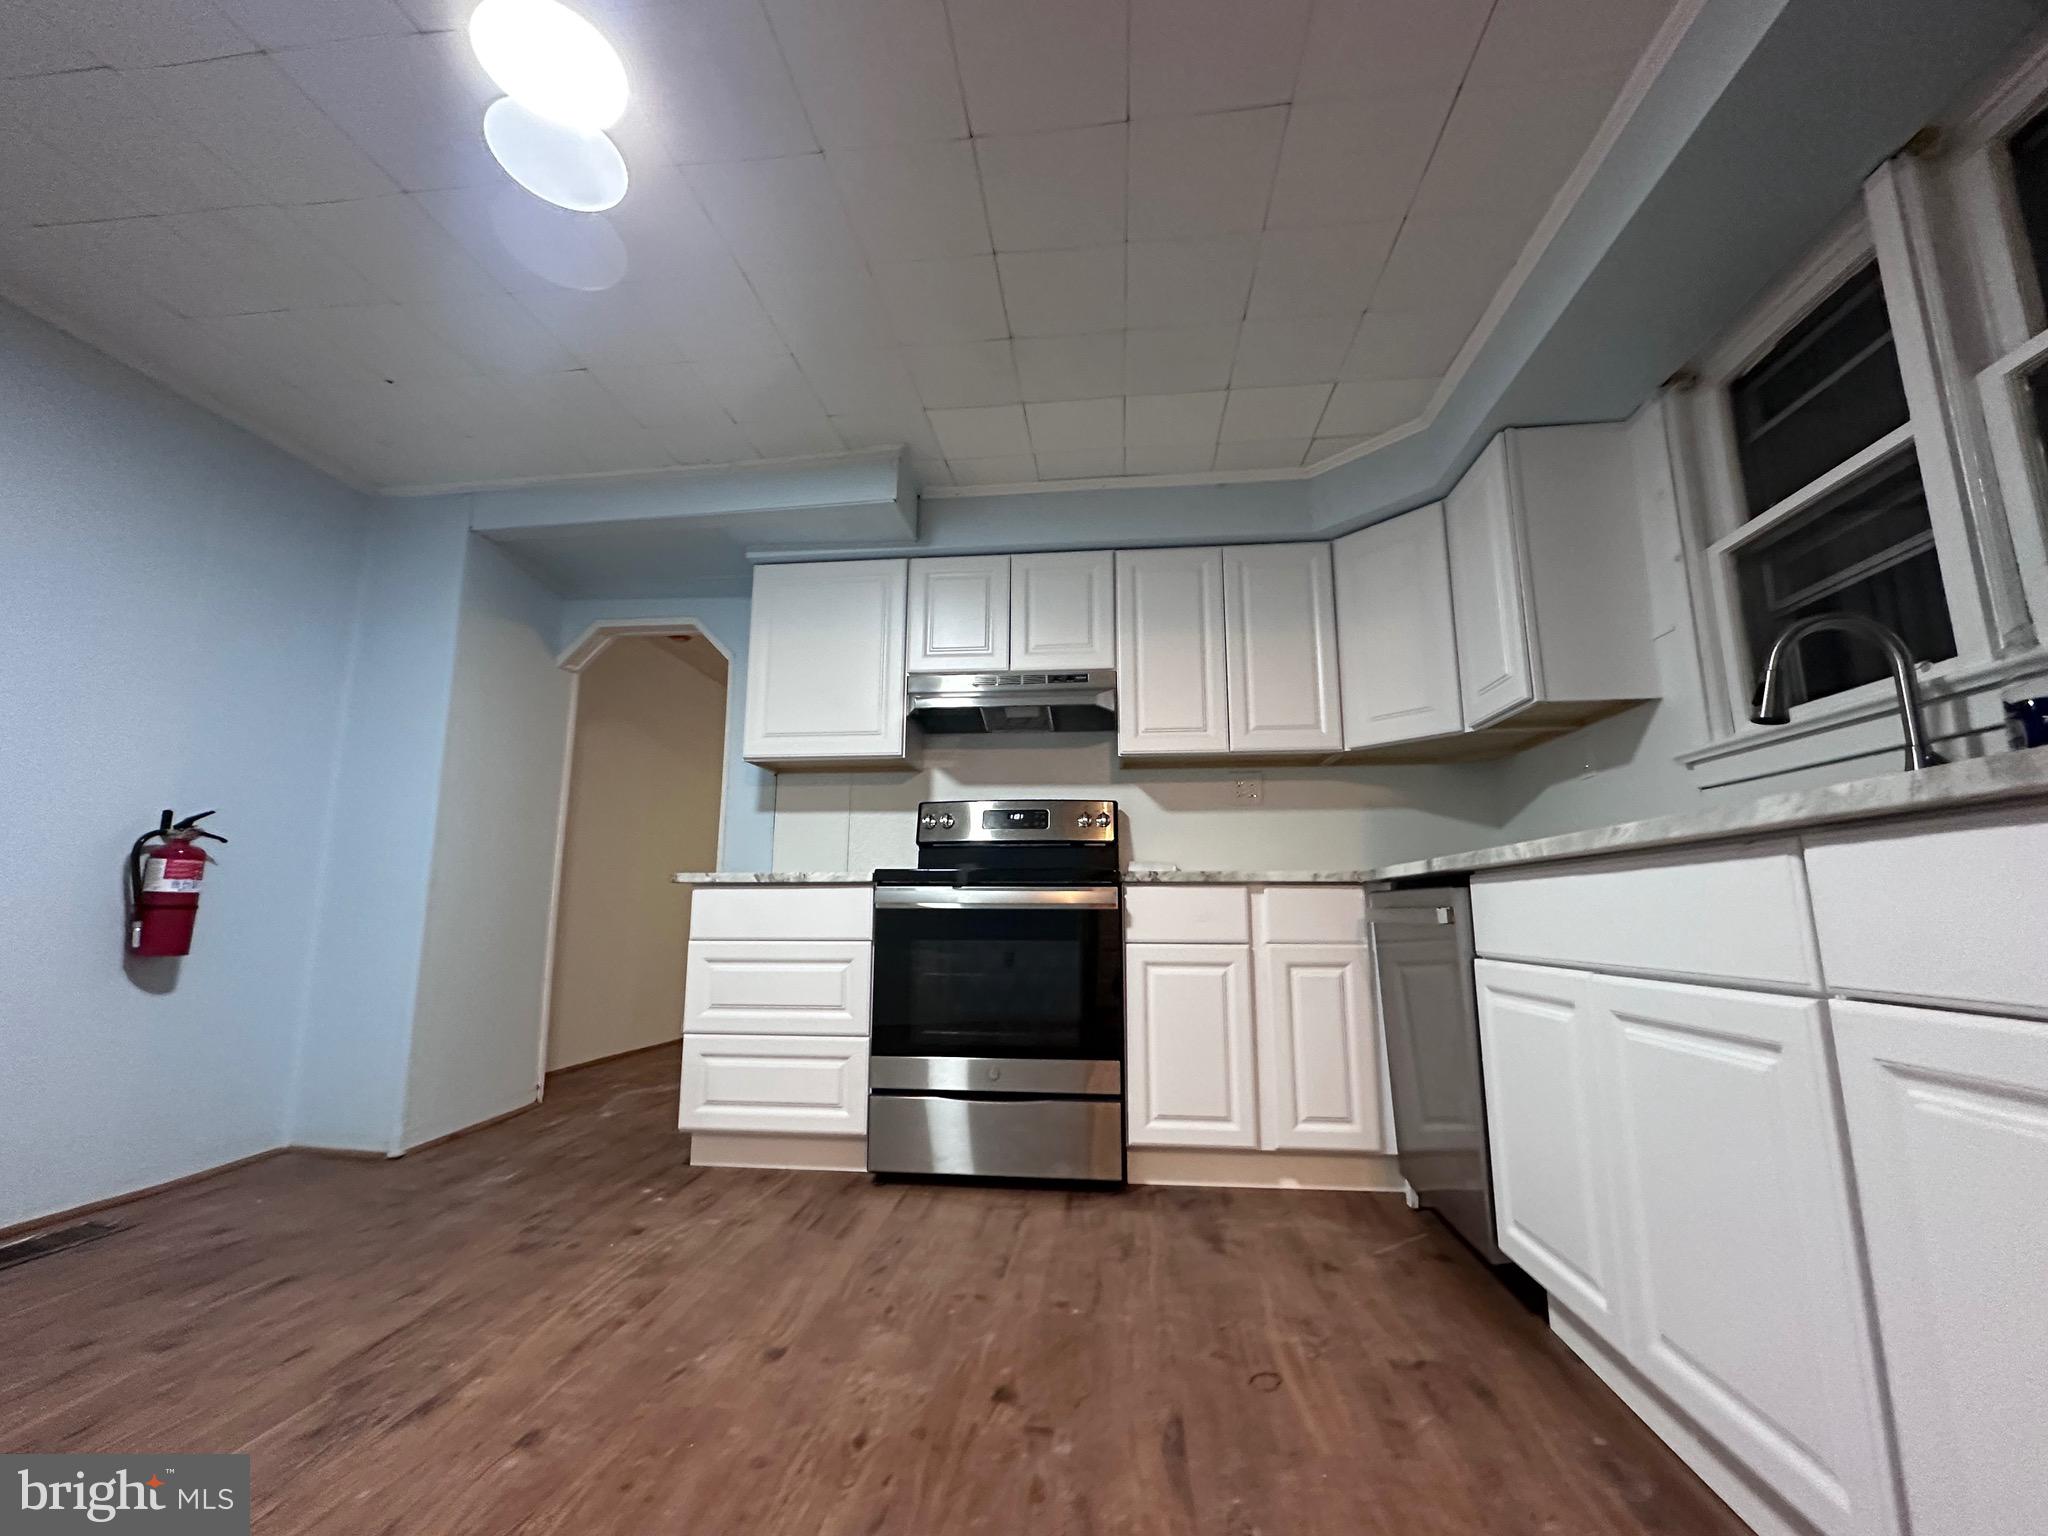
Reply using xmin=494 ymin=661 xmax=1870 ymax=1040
xmin=1092 ymin=812 xmax=1113 ymax=828
xmin=937 ymin=813 xmax=956 ymax=829
xmin=1075 ymin=814 xmax=1093 ymax=829
xmin=919 ymin=812 xmax=938 ymax=829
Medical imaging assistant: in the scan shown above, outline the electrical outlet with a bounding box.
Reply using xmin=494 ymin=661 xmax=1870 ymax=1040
xmin=1233 ymin=775 xmax=1263 ymax=802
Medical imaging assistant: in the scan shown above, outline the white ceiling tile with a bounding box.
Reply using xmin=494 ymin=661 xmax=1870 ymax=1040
xmin=274 ymin=32 xmax=499 ymax=192
xmin=57 ymin=0 xmax=252 ymax=69
xmin=1013 ymin=333 xmax=1124 ymax=403
xmin=1025 ymin=396 xmax=1122 ymax=453
xmin=1123 ymin=324 xmax=1239 ymax=394
xmin=1408 ymin=82 xmax=1618 ymax=221
xmin=948 ymin=454 xmax=1038 ymax=485
xmin=1130 ymin=0 xmax=1311 ymax=117
xmin=590 ymin=360 xmax=737 ymax=428
xmin=997 ymin=247 xmax=1124 ymax=338
xmin=290 ymin=195 xmax=493 ymax=306
xmin=659 ymin=251 xmax=794 ymax=359
xmin=904 ymin=339 xmax=1020 ymax=407
xmin=0 ymin=111 xmax=145 ymax=227
xmin=702 ymin=352 xmax=842 ymax=458
xmin=750 ymin=257 xmax=898 ymax=353
xmin=1318 ymin=376 xmax=1436 ymax=437
xmin=410 ymin=186 xmax=631 ymax=297
xmin=151 ymin=206 xmax=383 ymax=316
xmin=792 ymin=349 xmax=924 ymax=418
xmin=0 ymin=3 xmax=100 ymax=77
xmin=912 ymin=456 xmax=954 ymax=486
xmin=929 ymin=403 xmax=1030 ymax=459
xmin=946 ymin=0 xmax=1127 ymax=135
xmin=1124 ymin=390 xmax=1226 ymax=448
xmin=303 ymin=302 xmax=486 ymax=382
xmin=1036 ymin=447 xmax=1124 ymax=479
xmin=1124 ymin=237 xmax=1258 ymax=329
xmin=764 ymin=0 xmax=967 ymax=148
xmin=1219 ymin=383 xmax=1332 ymax=441
xmin=1128 ymin=108 xmax=1287 ymax=240
xmin=409 ymin=292 xmax=579 ymax=374
xmin=1367 ymin=212 xmax=1533 ymax=314
xmin=685 ymin=155 xmax=864 ymax=268
xmin=1461 ymin=0 xmax=1674 ymax=94
xmin=829 ymin=140 xmax=991 ymax=261
xmin=604 ymin=0 xmax=817 ymax=165
xmin=0 ymin=70 xmax=258 ymax=217
xmin=518 ymin=284 xmax=695 ymax=369
xmin=976 ymin=124 xmax=1126 ymax=253
xmin=1307 ymin=434 xmax=1368 ymax=463
xmin=1294 ymin=0 xmax=1491 ymax=102
xmin=1266 ymin=91 xmax=1454 ymax=231
xmin=211 ymin=0 xmax=414 ymax=48
xmin=873 ymin=255 xmax=1008 ymax=345
xmin=1339 ymin=308 xmax=1476 ymax=380
xmin=830 ymin=405 xmax=944 ymax=459
xmin=127 ymin=54 xmax=399 ymax=205
xmin=599 ymin=165 xmax=728 ymax=265
xmin=1247 ymin=223 xmax=1400 ymax=319
xmin=1213 ymin=438 xmax=1311 ymax=470
xmin=1124 ymin=442 xmax=1215 ymax=475
xmin=1229 ymin=315 xmax=1357 ymax=387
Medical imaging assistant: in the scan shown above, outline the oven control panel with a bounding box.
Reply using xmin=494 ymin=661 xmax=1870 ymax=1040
xmin=915 ymin=799 xmax=1117 ymax=844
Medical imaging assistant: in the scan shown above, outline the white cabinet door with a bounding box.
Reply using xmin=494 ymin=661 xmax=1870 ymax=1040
xmin=1600 ymin=976 xmax=1902 ymax=1536
xmin=683 ymin=941 xmax=872 ymax=1037
xmin=1222 ymin=542 xmax=1343 ymax=753
xmin=907 ymin=554 xmax=1010 ymax=672
xmin=1126 ymin=944 xmax=1256 ymax=1148
xmin=679 ymin=1033 xmax=867 ymax=1136
xmin=744 ymin=559 xmax=908 ymax=762
xmin=1011 ymin=550 xmax=1114 ymax=669
xmin=1253 ymin=944 xmax=1387 ymax=1152
xmin=1474 ymin=960 xmax=1629 ymax=1347
xmin=1332 ymin=503 xmax=1465 ymax=747
xmin=1445 ymin=437 xmax=1536 ymax=727
xmin=1834 ymin=999 xmax=2048 ymax=1536
xmin=1115 ymin=547 xmax=1230 ymax=756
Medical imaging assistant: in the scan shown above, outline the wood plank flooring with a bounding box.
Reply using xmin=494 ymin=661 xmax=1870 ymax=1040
xmin=0 ymin=1045 xmax=1747 ymax=1535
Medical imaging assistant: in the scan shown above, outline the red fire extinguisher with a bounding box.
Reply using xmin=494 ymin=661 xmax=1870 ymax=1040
xmin=127 ymin=809 xmax=226 ymax=957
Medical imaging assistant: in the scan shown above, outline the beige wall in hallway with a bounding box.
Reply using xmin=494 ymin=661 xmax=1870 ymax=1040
xmin=548 ymin=636 xmax=726 ymax=1073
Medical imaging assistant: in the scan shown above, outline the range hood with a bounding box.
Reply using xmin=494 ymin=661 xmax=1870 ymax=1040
xmin=906 ymin=670 xmax=1117 ymax=735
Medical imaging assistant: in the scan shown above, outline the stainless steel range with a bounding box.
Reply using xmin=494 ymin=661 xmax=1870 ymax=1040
xmin=866 ymin=799 xmax=1125 ymax=1184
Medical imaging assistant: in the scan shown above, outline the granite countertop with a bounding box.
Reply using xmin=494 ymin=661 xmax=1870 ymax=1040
xmin=1122 ymin=868 xmax=1375 ymax=884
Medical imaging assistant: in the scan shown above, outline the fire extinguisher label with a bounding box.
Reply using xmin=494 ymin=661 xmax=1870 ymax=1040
xmin=142 ymin=855 xmax=205 ymax=894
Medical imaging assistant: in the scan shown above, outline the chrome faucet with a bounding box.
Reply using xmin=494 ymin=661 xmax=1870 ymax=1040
xmin=1750 ymin=613 xmax=1946 ymax=771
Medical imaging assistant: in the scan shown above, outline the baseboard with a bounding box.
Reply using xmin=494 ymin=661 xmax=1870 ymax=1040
xmin=400 ymin=1100 xmax=539 ymax=1155
xmin=1127 ymin=1148 xmax=1403 ymax=1192
xmin=544 ymin=1038 xmax=680 ymax=1080
xmin=0 ymin=1147 xmax=286 ymax=1244
xmin=1549 ymin=1304 xmax=1813 ymax=1536
xmin=689 ymin=1132 xmax=868 ymax=1172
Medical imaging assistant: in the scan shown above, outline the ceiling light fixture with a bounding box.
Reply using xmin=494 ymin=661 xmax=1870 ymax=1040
xmin=469 ymin=0 xmax=628 ymax=132
xmin=482 ymin=98 xmax=629 ymax=212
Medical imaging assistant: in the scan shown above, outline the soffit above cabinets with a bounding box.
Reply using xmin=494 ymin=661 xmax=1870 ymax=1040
xmin=0 ymin=0 xmax=1678 ymax=494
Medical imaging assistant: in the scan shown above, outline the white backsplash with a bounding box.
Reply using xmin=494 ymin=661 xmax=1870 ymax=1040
xmin=769 ymin=736 xmax=1507 ymax=872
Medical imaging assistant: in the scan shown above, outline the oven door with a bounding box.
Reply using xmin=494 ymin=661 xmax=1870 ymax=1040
xmin=870 ymin=886 xmax=1124 ymax=1070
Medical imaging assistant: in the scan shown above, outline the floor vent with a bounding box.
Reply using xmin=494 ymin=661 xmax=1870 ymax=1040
xmin=0 ymin=1220 xmax=126 ymax=1273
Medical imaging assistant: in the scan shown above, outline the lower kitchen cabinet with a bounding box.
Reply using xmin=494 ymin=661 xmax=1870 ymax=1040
xmin=679 ymin=1033 xmax=868 ymax=1137
xmin=1253 ymin=944 xmax=1388 ymax=1152
xmin=1833 ymin=999 xmax=2048 ymax=1536
xmin=1600 ymin=975 xmax=1901 ymax=1536
xmin=683 ymin=939 xmax=872 ymax=1036
xmin=1125 ymin=943 xmax=1257 ymax=1148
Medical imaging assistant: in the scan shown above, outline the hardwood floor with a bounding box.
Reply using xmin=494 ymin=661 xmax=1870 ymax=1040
xmin=0 ymin=1045 xmax=1746 ymax=1535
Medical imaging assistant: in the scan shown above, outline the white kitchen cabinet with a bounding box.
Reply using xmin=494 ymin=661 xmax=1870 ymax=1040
xmin=1474 ymin=960 xmax=1630 ymax=1348
xmin=744 ymin=559 xmax=908 ymax=763
xmin=1444 ymin=426 xmax=1657 ymax=730
xmin=683 ymin=940 xmax=872 ymax=1037
xmin=907 ymin=554 xmax=1010 ymax=672
xmin=1599 ymin=975 xmax=1901 ymax=1536
xmin=1010 ymin=551 xmax=1115 ymax=670
xmin=679 ymin=1032 xmax=867 ymax=1136
xmin=1833 ymin=999 xmax=2048 ymax=1536
xmin=1125 ymin=943 xmax=1257 ymax=1148
xmin=1332 ymin=503 xmax=1464 ymax=748
xmin=1115 ymin=547 xmax=1230 ymax=756
xmin=1253 ymin=944 xmax=1387 ymax=1152
xmin=1222 ymin=542 xmax=1344 ymax=753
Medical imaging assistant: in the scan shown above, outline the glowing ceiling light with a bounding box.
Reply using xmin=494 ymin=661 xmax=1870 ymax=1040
xmin=469 ymin=0 xmax=627 ymax=132
xmin=483 ymin=98 xmax=628 ymax=212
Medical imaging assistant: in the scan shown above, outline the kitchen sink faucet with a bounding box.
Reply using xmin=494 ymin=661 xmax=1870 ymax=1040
xmin=1750 ymin=613 xmax=1947 ymax=772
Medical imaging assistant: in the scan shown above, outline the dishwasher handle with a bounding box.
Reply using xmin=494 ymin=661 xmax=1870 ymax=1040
xmin=1366 ymin=905 xmax=1455 ymax=927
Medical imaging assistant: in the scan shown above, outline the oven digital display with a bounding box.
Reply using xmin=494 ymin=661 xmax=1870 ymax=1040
xmin=983 ymin=808 xmax=1049 ymax=831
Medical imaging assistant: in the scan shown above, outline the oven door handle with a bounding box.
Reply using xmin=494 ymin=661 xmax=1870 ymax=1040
xmin=874 ymin=886 xmax=1121 ymax=910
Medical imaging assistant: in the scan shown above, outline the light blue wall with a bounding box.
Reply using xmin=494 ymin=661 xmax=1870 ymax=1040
xmin=0 ymin=301 xmax=368 ymax=1228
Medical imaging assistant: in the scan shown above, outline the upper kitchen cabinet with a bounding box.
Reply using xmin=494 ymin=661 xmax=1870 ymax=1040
xmin=1223 ymin=543 xmax=1344 ymax=754
xmin=1116 ymin=547 xmax=1231 ymax=756
xmin=1010 ymin=551 xmax=1115 ymax=670
xmin=1332 ymin=503 xmax=1464 ymax=751
xmin=907 ymin=555 xmax=1010 ymax=672
xmin=1445 ymin=426 xmax=1658 ymax=731
xmin=745 ymin=559 xmax=909 ymax=765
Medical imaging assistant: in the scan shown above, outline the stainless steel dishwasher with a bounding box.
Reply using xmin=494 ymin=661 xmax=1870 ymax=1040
xmin=1367 ymin=884 xmax=1506 ymax=1263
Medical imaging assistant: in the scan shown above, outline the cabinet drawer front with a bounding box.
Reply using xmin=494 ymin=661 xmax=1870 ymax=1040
xmin=1252 ymin=884 xmax=1365 ymax=945
xmin=1805 ymin=808 xmax=2048 ymax=1015
xmin=679 ymin=1033 xmax=867 ymax=1136
xmin=685 ymin=941 xmax=872 ymax=1035
xmin=689 ymin=886 xmax=872 ymax=942
xmin=1471 ymin=843 xmax=1819 ymax=989
xmin=1124 ymin=885 xmax=1250 ymax=944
